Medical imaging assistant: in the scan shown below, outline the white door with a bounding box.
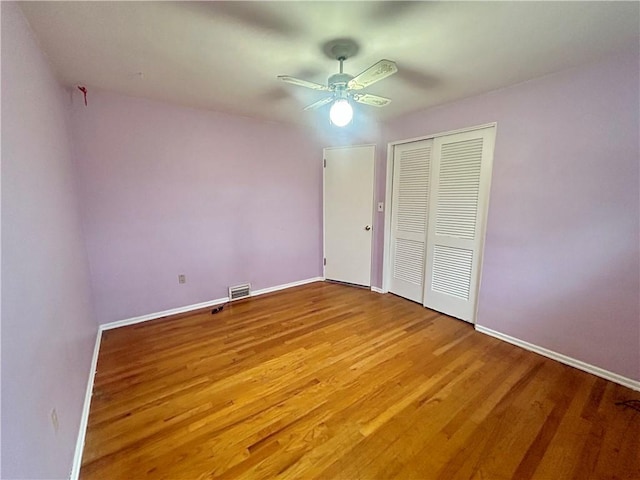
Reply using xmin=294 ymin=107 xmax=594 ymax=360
xmin=324 ymin=145 xmax=375 ymax=286
xmin=423 ymin=127 xmax=495 ymax=322
xmin=388 ymin=139 xmax=433 ymax=303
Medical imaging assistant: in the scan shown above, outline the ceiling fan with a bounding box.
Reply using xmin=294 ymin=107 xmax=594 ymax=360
xmin=277 ymin=41 xmax=398 ymax=126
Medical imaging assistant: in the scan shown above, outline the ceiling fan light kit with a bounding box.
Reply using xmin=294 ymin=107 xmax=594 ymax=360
xmin=329 ymin=98 xmax=353 ymax=127
xmin=278 ymin=39 xmax=397 ymax=127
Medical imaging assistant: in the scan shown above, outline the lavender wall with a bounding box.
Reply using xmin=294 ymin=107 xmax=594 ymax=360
xmin=381 ymin=51 xmax=640 ymax=381
xmin=1 ymin=3 xmax=98 ymax=478
xmin=70 ymin=90 xmax=323 ymax=325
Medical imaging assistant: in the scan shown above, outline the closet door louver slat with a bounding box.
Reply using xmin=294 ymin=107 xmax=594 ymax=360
xmin=431 ymin=245 xmax=473 ymax=300
xmin=435 ymin=138 xmax=483 ymax=241
xmin=394 ymin=239 xmax=425 ymax=285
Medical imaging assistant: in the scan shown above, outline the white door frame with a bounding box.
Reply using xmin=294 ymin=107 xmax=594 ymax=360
xmin=382 ymin=123 xmax=497 ymax=321
xmin=323 ymin=143 xmax=377 ymax=285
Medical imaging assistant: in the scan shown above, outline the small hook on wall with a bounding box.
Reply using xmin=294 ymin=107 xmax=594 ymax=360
xmin=77 ymin=85 xmax=88 ymax=106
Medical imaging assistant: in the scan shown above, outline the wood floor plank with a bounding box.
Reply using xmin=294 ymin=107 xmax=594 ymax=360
xmin=80 ymin=281 xmax=640 ymax=479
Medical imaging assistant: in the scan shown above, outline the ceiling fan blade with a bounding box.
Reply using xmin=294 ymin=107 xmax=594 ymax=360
xmin=303 ymin=96 xmax=334 ymax=111
xmin=278 ymin=75 xmax=329 ymax=91
xmin=347 ymin=59 xmax=398 ymax=90
xmin=353 ymin=93 xmax=392 ymax=107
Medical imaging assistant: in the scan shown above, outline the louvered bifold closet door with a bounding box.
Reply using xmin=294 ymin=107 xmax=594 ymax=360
xmin=389 ymin=139 xmax=433 ymax=303
xmin=423 ymin=127 xmax=495 ymax=322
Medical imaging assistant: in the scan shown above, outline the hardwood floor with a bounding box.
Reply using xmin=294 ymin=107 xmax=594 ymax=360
xmin=80 ymin=281 xmax=640 ymax=479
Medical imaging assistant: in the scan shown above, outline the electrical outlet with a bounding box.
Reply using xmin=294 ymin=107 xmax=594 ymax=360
xmin=51 ymin=408 xmax=59 ymax=433
xmin=178 ymin=274 xmax=186 ymax=284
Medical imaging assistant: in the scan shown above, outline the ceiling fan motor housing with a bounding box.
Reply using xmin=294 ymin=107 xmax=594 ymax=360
xmin=328 ymin=73 xmax=354 ymax=90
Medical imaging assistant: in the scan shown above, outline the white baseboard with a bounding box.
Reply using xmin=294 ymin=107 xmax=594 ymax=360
xmin=475 ymin=325 xmax=640 ymax=392
xmin=250 ymin=277 xmax=324 ymax=297
xmin=371 ymin=286 xmax=384 ymax=294
xmin=100 ymin=277 xmax=325 ymax=331
xmin=70 ymin=328 xmax=102 ymax=480
xmin=101 ymin=296 xmax=229 ymax=331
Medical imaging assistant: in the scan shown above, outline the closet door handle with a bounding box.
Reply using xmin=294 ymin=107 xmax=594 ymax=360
xmin=365 ymin=225 xmax=371 ymax=231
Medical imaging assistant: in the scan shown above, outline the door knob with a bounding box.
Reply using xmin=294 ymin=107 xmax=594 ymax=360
xmin=365 ymin=225 xmax=371 ymax=231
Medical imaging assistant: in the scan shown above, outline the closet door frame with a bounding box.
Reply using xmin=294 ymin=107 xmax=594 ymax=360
xmin=382 ymin=122 xmax=497 ymax=323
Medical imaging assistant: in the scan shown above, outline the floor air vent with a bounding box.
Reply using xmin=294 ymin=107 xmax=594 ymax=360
xmin=228 ymin=283 xmax=251 ymax=301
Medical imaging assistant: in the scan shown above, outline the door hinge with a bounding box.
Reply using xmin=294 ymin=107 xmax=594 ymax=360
xmin=323 ymin=258 xmax=326 ymax=266
xmin=323 ymin=159 xmax=326 ymax=168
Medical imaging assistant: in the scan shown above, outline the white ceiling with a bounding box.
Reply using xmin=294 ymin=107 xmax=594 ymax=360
xmin=19 ymin=1 xmax=640 ymax=126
